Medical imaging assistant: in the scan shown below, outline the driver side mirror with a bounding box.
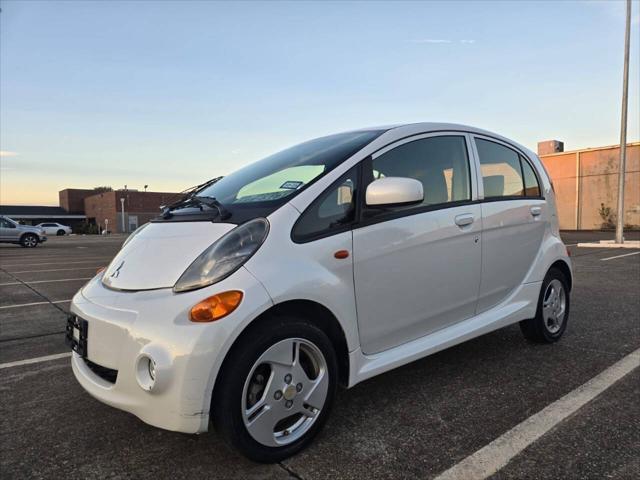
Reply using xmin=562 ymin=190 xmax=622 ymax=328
xmin=365 ymin=177 xmax=424 ymax=207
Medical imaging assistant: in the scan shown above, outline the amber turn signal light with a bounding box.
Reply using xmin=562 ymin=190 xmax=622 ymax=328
xmin=96 ymin=266 xmax=106 ymax=275
xmin=190 ymin=291 xmax=243 ymax=323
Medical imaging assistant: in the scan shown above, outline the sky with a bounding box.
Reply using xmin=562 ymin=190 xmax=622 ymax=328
xmin=1 ymin=0 xmax=639 ymax=205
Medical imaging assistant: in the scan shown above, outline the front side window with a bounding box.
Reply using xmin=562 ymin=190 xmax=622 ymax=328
xmin=1 ymin=218 xmax=16 ymax=228
xmin=368 ymin=135 xmax=471 ymax=212
xmin=292 ymin=166 xmax=359 ymax=241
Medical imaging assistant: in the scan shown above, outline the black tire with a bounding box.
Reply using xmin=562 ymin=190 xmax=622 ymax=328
xmin=56 ymin=229 xmax=66 ymax=236
xmin=520 ymin=267 xmax=570 ymax=343
xmin=212 ymin=316 xmax=338 ymax=463
xmin=20 ymin=233 xmax=39 ymax=248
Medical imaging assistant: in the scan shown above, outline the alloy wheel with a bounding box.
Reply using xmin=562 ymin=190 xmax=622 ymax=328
xmin=542 ymin=279 xmax=566 ymax=334
xmin=23 ymin=235 xmax=37 ymax=247
xmin=241 ymin=338 xmax=329 ymax=447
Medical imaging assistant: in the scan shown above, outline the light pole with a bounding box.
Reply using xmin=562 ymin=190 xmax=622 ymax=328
xmin=615 ymin=0 xmax=631 ymax=244
xmin=120 ymin=197 xmax=126 ymax=233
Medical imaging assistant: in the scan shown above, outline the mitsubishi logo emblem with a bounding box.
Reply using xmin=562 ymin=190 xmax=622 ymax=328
xmin=110 ymin=261 xmax=125 ymax=278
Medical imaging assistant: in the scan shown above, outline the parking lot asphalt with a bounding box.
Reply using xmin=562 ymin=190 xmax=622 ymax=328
xmin=1 ymin=233 xmax=638 ymax=479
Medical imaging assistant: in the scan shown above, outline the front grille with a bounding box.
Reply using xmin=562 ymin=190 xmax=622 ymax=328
xmin=84 ymin=359 xmax=118 ymax=384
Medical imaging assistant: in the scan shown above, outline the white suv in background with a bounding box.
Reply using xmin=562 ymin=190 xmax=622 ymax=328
xmin=67 ymin=123 xmax=572 ymax=462
xmin=36 ymin=222 xmax=72 ymax=236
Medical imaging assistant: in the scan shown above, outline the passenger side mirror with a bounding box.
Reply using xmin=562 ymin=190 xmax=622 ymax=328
xmin=365 ymin=177 xmax=424 ymax=207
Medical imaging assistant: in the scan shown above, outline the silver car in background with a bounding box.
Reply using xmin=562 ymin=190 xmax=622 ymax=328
xmin=0 ymin=216 xmax=47 ymax=247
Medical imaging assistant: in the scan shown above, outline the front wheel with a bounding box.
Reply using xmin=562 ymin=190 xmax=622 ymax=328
xmin=520 ymin=267 xmax=570 ymax=343
xmin=212 ymin=318 xmax=338 ymax=462
xmin=20 ymin=233 xmax=39 ymax=248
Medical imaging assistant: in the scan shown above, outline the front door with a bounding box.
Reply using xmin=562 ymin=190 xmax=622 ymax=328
xmin=353 ymin=134 xmax=482 ymax=354
xmin=0 ymin=217 xmax=19 ymax=241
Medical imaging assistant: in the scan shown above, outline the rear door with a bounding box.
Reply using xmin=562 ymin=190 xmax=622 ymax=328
xmin=353 ymin=133 xmax=482 ymax=354
xmin=472 ymin=136 xmax=547 ymax=313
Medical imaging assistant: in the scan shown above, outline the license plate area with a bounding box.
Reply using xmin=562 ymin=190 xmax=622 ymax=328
xmin=66 ymin=315 xmax=88 ymax=357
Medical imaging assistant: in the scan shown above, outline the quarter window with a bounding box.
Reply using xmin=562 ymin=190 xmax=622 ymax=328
xmin=292 ymin=166 xmax=359 ymax=241
xmin=369 ymin=135 xmax=471 ymax=212
xmin=521 ymin=156 xmax=541 ymax=197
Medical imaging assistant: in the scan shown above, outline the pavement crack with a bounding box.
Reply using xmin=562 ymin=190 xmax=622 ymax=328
xmin=0 ymin=267 xmax=71 ymax=314
xmin=278 ymin=462 xmax=304 ymax=480
xmin=0 ymin=330 xmax=66 ymax=343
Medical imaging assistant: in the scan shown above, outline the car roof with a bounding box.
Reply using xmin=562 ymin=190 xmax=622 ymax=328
xmin=345 ymin=122 xmax=537 ymax=160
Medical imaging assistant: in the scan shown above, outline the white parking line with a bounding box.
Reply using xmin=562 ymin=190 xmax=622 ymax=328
xmin=0 ymin=299 xmax=71 ymax=310
xmin=0 ymin=277 xmax=91 ymax=286
xmin=0 ymin=352 xmax=71 ymax=370
xmin=433 ymin=348 xmax=640 ymax=480
xmin=601 ymin=251 xmax=640 ymax=261
xmin=1 ymin=258 xmax=111 ymax=268
xmin=9 ymin=266 xmax=100 ymax=274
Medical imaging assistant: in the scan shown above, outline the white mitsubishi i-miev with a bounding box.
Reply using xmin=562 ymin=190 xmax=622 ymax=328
xmin=68 ymin=123 xmax=572 ymax=462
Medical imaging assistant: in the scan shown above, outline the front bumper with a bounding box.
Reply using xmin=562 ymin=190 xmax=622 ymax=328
xmin=69 ymin=267 xmax=273 ymax=433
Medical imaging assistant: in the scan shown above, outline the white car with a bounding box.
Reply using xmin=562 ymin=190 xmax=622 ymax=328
xmin=68 ymin=123 xmax=572 ymax=462
xmin=36 ymin=222 xmax=72 ymax=236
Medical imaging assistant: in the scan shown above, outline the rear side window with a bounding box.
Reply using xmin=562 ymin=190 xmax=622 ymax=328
xmin=292 ymin=166 xmax=359 ymax=241
xmin=475 ymin=139 xmax=524 ymax=198
xmin=475 ymin=138 xmax=543 ymax=199
xmin=369 ymin=135 xmax=471 ymax=213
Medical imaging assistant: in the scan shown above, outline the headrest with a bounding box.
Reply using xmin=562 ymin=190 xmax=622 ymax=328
xmin=484 ymin=175 xmax=505 ymax=197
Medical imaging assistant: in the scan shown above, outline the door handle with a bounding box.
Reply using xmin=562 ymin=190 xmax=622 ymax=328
xmin=454 ymin=214 xmax=474 ymax=227
xmin=530 ymin=206 xmax=542 ymax=217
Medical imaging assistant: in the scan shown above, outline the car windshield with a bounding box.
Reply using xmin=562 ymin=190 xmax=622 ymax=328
xmin=168 ymin=129 xmax=384 ymax=223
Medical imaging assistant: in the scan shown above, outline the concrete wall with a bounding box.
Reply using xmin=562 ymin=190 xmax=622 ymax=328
xmin=540 ymin=143 xmax=640 ymax=230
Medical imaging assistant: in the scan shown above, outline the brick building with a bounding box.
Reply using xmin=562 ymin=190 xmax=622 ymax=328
xmin=59 ymin=188 xmax=96 ymax=214
xmin=83 ymin=190 xmax=183 ymax=233
xmin=538 ymin=141 xmax=639 ymax=230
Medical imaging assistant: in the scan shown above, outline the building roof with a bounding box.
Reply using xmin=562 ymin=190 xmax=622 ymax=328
xmin=0 ymin=205 xmax=86 ymax=219
xmin=538 ymin=141 xmax=640 ymax=157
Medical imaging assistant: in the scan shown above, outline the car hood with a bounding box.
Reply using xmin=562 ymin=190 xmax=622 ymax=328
xmin=102 ymin=221 xmax=236 ymax=291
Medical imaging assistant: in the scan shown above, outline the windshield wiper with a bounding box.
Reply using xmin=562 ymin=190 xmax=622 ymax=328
xmin=193 ymin=195 xmax=231 ymax=220
xmin=161 ymin=176 xmax=230 ymax=220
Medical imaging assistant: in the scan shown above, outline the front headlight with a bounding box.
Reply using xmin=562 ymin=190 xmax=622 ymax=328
xmin=173 ymin=218 xmax=269 ymax=293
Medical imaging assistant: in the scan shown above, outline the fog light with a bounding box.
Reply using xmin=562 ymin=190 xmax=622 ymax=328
xmin=190 ymin=290 xmax=243 ymax=322
xmin=136 ymin=354 xmax=157 ymax=391
xmin=148 ymin=358 xmax=156 ymax=381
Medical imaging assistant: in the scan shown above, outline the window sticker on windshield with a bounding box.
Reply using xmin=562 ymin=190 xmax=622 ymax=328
xmin=280 ymin=181 xmax=304 ymax=190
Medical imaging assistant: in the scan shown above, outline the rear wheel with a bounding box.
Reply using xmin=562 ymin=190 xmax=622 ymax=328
xmin=56 ymin=229 xmax=65 ymax=236
xmin=520 ymin=267 xmax=570 ymax=343
xmin=20 ymin=233 xmax=39 ymax=248
xmin=212 ymin=317 xmax=338 ymax=462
